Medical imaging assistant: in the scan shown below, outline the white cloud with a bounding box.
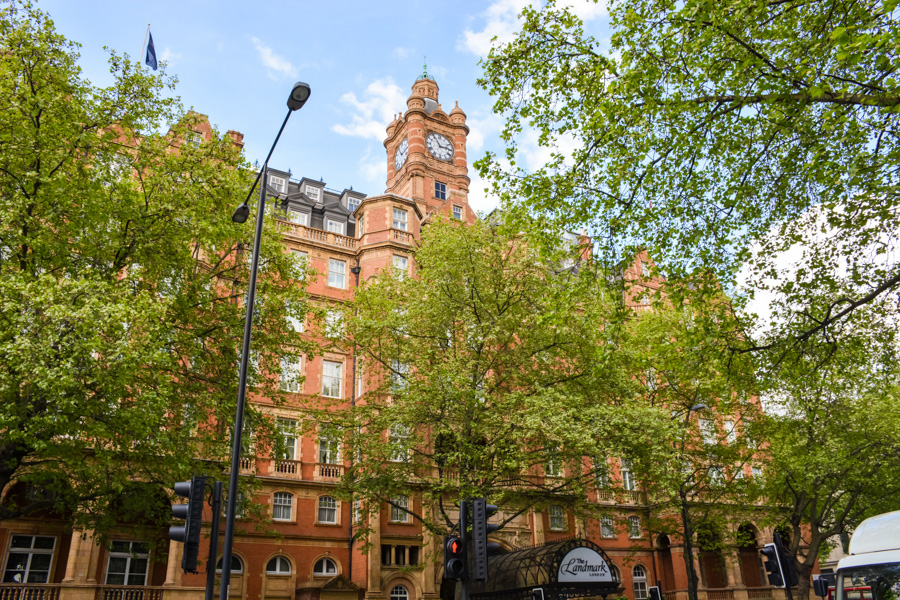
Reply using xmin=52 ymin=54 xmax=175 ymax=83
xmin=466 ymin=112 xmax=503 ymax=153
xmin=392 ymin=47 xmax=413 ymax=59
xmin=467 ymin=170 xmax=501 ymax=215
xmin=458 ymin=0 xmax=531 ymax=57
xmin=458 ymin=0 xmax=605 ymax=57
xmin=332 ymin=77 xmax=407 ymax=141
xmin=159 ymin=47 xmax=181 ymax=63
xmin=251 ymin=37 xmax=297 ymax=79
xmin=516 ymin=128 xmax=580 ymax=172
xmin=358 ymin=146 xmax=385 ymax=185
xmin=563 ymin=0 xmax=607 ymax=21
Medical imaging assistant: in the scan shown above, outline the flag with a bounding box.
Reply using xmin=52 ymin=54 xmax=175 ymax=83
xmin=145 ymin=32 xmax=158 ymax=70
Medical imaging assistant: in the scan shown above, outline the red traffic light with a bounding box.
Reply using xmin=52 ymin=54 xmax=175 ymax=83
xmin=443 ymin=535 xmax=466 ymax=580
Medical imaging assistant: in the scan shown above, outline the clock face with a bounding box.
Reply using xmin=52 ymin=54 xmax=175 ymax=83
xmin=394 ymin=138 xmax=408 ymax=170
xmin=425 ymin=132 xmax=454 ymax=161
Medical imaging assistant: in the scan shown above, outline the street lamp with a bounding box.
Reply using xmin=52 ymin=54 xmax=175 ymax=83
xmin=220 ymin=81 xmax=311 ymax=600
xmin=671 ymin=403 xmax=709 ymax=421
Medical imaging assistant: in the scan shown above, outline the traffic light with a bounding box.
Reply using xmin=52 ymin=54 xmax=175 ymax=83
xmin=761 ymin=543 xmax=784 ymax=587
xmin=443 ymin=535 xmax=467 ymax=580
xmin=471 ymin=498 xmax=500 ymax=582
xmin=775 ymin=533 xmax=799 ymax=587
xmin=169 ymin=476 xmax=207 ymax=573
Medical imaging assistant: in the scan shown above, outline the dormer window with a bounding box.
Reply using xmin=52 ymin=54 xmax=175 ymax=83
xmin=287 ymin=210 xmax=308 ymax=226
xmin=305 ymin=185 xmax=321 ymax=201
xmin=326 ymin=219 xmax=345 ymax=235
xmin=269 ymin=175 xmax=286 ymax=194
xmin=348 ymin=196 xmax=361 ymax=212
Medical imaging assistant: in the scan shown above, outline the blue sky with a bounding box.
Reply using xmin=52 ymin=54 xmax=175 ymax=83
xmin=38 ymin=0 xmax=607 ymax=214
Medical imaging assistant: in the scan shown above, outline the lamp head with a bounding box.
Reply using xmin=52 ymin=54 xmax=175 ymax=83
xmin=689 ymin=403 xmax=709 ymax=413
xmin=287 ymin=82 xmax=311 ymax=111
xmin=232 ymin=203 xmax=251 ymax=224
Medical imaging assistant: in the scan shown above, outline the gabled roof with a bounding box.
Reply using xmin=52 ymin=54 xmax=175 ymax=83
xmin=321 ymin=195 xmax=350 ymax=215
xmin=282 ymin=191 xmax=317 ymax=208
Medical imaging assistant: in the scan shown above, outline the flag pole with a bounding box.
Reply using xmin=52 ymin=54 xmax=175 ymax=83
xmin=140 ymin=24 xmax=150 ymax=69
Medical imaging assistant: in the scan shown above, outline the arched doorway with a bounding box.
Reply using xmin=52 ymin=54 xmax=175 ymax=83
xmin=697 ymin=523 xmax=728 ymax=589
xmin=738 ymin=524 xmax=764 ymax=587
xmin=657 ymin=535 xmax=676 ymax=591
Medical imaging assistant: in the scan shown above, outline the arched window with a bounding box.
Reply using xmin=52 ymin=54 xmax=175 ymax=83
xmin=314 ymin=558 xmax=337 ymax=576
xmin=215 ymin=555 xmax=243 ymax=574
xmin=273 ymin=492 xmax=293 ymax=521
xmin=633 ymin=565 xmax=648 ymax=600
xmin=610 ymin=564 xmax=621 ymax=583
xmin=390 ymin=585 xmax=409 ymax=600
xmin=266 ymin=556 xmax=291 ymax=575
xmin=318 ymin=496 xmax=337 ymax=524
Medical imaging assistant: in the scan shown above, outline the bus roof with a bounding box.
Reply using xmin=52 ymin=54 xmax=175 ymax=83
xmin=849 ymin=511 xmax=900 ymax=555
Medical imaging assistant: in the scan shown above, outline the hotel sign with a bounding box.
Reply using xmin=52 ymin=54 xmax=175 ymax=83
xmin=557 ymin=547 xmax=614 ymax=583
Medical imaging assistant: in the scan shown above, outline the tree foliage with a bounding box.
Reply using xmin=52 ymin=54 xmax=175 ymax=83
xmin=0 ymin=1 xmax=313 ymax=541
xmin=757 ymin=312 xmax=900 ymax=600
xmin=478 ymin=0 xmax=900 ymax=358
xmin=628 ymin=294 xmax=760 ymax=600
xmin=305 ymin=217 xmax=672 ymax=540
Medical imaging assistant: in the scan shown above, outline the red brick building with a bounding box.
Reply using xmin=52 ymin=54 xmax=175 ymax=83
xmin=0 ymin=75 xmax=786 ymax=600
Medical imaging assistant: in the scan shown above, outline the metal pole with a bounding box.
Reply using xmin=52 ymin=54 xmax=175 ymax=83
xmin=347 ymin=262 xmax=361 ymax=583
xmin=206 ymin=481 xmax=222 ymax=600
xmin=460 ymin=499 xmax=469 ymax=600
xmin=775 ymin=533 xmax=795 ymax=600
xmin=241 ymin=111 xmax=292 ymax=209
xmin=139 ymin=24 xmax=150 ymax=69
xmin=219 ymin=163 xmax=271 ymax=600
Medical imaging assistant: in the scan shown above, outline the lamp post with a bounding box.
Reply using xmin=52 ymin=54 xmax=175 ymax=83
xmin=220 ymin=81 xmax=311 ymax=600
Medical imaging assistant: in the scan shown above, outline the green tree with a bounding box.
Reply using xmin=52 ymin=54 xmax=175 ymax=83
xmin=757 ymin=312 xmax=900 ymax=600
xmin=628 ymin=293 xmax=759 ymax=600
xmin=305 ymin=216 xmax=671 ymax=542
xmin=0 ymin=1 xmax=314 ymax=542
xmin=478 ymin=0 xmax=900 ymax=359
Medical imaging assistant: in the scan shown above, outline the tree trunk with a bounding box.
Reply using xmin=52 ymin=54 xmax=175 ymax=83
xmin=681 ymin=488 xmax=700 ymax=600
xmin=794 ymin=559 xmax=814 ymax=600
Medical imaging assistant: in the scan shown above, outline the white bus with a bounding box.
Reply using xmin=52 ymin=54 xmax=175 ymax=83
xmin=815 ymin=511 xmax=900 ymax=600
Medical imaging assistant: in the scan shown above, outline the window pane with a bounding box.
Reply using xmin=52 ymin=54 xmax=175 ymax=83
xmin=216 ymin=556 xmax=243 ymax=573
xmin=3 ymin=553 xmax=29 ymax=583
xmin=328 ymin=260 xmax=346 ymax=289
xmin=391 ymin=585 xmax=409 ymax=600
xmin=392 ymin=209 xmax=407 ymax=231
xmin=322 ymin=361 xmax=342 ymax=398
xmin=33 ymin=537 xmax=55 ymax=550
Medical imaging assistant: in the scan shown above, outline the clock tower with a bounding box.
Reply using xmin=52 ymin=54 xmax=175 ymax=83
xmin=384 ymin=71 xmax=472 ymax=221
